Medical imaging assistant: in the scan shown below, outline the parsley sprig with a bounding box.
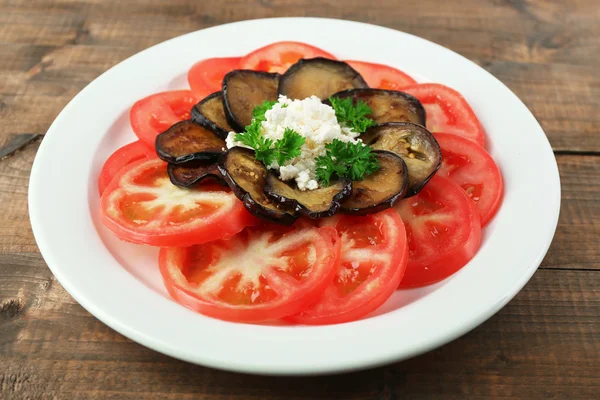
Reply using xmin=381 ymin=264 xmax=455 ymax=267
xmin=235 ymin=101 xmax=304 ymax=166
xmin=315 ymin=139 xmax=380 ymax=185
xmin=328 ymin=96 xmax=377 ymax=133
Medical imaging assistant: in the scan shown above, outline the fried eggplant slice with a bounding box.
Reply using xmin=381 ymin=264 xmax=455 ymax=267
xmin=327 ymin=88 xmax=425 ymax=126
xmin=264 ymin=173 xmax=351 ymax=219
xmin=278 ymin=58 xmax=368 ymax=100
xmin=155 ymin=120 xmax=226 ymax=164
xmin=222 ymin=70 xmax=280 ymax=131
xmin=340 ymin=151 xmax=408 ymax=215
xmin=361 ymin=123 xmax=441 ymax=196
xmin=218 ymin=147 xmax=297 ymax=225
xmin=167 ymin=160 xmax=225 ymax=188
xmin=191 ymin=92 xmax=235 ymax=139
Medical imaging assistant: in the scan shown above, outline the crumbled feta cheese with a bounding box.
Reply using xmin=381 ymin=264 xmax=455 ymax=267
xmin=226 ymin=95 xmax=360 ymax=190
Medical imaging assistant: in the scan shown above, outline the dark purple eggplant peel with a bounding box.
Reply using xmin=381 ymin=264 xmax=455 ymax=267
xmin=326 ymin=88 xmax=426 ymax=126
xmin=278 ymin=57 xmax=368 ymax=100
xmin=360 ymin=122 xmax=442 ymax=197
xmin=264 ymin=173 xmax=352 ymax=219
xmin=217 ymin=147 xmax=297 ymax=225
xmin=222 ymin=70 xmax=280 ymax=131
xmin=155 ymin=120 xmax=226 ymax=164
xmin=191 ymin=91 xmax=235 ymax=139
xmin=340 ymin=150 xmax=409 ymax=215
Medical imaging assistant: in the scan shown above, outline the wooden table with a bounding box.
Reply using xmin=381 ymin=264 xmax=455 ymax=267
xmin=1 ymin=0 xmax=598 ymax=398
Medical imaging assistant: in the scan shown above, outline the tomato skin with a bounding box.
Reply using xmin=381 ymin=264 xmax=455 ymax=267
xmin=394 ymin=175 xmax=481 ymax=288
xmin=240 ymin=41 xmax=336 ymax=73
xmin=130 ymin=90 xmax=198 ymax=147
xmin=159 ymin=226 xmax=341 ymax=322
xmin=187 ymin=57 xmax=241 ymax=99
xmin=100 ymin=158 xmax=256 ymax=247
xmin=288 ymin=210 xmax=408 ymax=325
xmin=402 ymin=83 xmax=485 ymax=147
xmin=345 ymin=60 xmax=416 ymax=90
xmin=435 ymin=133 xmax=504 ymax=226
xmin=98 ymin=141 xmax=155 ymax=195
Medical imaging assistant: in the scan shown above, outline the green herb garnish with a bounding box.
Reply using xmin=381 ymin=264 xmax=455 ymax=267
xmin=315 ymin=139 xmax=380 ymax=185
xmin=328 ymin=96 xmax=377 ymax=133
xmin=251 ymin=100 xmax=277 ymax=123
xmin=235 ymin=101 xmax=305 ymax=166
xmin=274 ymin=128 xmax=305 ymax=166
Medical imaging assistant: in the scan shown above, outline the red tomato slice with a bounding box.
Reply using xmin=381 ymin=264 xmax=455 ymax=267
xmin=98 ymin=141 xmax=155 ymax=196
xmin=288 ymin=210 xmax=408 ymax=325
xmin=100 ymin=158 xmax=255 ymax=247
xmin=394 ymin=175 xmax=481 ymax=287
xmin=159 ymin=225 xmax=341 ymax=322
xmin=130 ymin=90 xmax=198 ymax=147
xmin=402 ymin=83 xmax=485 ymax=147
xmin=345 ymin=60 xmax=416 ymax=90
xmin=187 ymin=57 xmax=241 ymax=99
xmin=435 ymin=133 xmax=503 ymax=226
xmin=240 ymin=41 xmax=336 ymax=74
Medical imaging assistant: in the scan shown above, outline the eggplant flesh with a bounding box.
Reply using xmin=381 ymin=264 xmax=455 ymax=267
xmin=264 ymin=173 xmax=352 ymax=219
xmin=327 ymin=88 xmax=426 ymax=126
xmin=360 ymin=122 xmax=442 ymax=196
xmin=168 ymin=160 xmax=225 ymax=188
xmin=218 ymin=147 xmax=297 ymax=225
xmin=341 ymin=151 xmax=408 ymax=215
xmin=155 ymin=120 xmax=226 ymax=164
xmin=191 ymin=92 xmax=235 ymax=139
xmin=278 ymin=58 xmax=368 ymax=101
xmin=222 ymin=70 xmax=280 ymax=131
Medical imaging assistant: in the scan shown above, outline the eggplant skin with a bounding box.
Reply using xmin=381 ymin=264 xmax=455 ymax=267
xmin=222 ymin=70 xmax=280 ymax=131
xmin=340 ymin=151 xmax=409 ymax=216
xmin=217 ymin=148 xmax=297 ymax=225
xmin=155 ymin=120 xmax=226 ymax=164
xmin=361 ymin=122 xmax=442 ymax=197
xmin=264 ymin=173 xmax=352 ymax=219
xmin=326 ymin=88 xmax=426 ymax=127
xmin=278 ymin=57 xmax=368 ymax=100
xmin=190 ymin=91 xmax=235 ymax=139
xmin=167 ymin=161 xmax=226 ymax=188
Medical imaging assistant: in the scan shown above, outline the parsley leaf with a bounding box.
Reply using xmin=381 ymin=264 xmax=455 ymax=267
xmin=274 ymin=128 xmax=306 ymax=166
xmin=251 ymin=100 xmax=277 ymax=123
xmin=235 ymin=119 xmax=276 ymax=165
xmin=234 ymin=101 xmax=304 ymax=167
xmin=328 ymin=96 xmax=377 ymax=133
xmin=315 ymin=139 xmax=380 ymax=185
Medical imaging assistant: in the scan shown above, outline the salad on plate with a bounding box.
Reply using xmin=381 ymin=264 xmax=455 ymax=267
xmin=98 ymin=41 xmax=504 ymax=325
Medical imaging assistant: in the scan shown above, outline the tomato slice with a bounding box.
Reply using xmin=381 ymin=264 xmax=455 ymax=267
xmin=187 ymin=57 xmax=241 ymax=99
xmin=100 ymin=158 xmax=255 ymax=247
xmin=240 ymin=41 xmax=336 ymax=74
xmin=288 ymin=210 xmax=408 ymax=325
xmin=402 ymin=83 xmax=485 ymax=147
xmin=130 ymin=90 xmax=198 ymax=147
xmin=159 ymin=225 xmax=341 ymax=322
xmin=345 ymin=60 xmax=416 ymax=90
xmin=98 ymin=141 xmax=155 ymax=196
xmin=435 ymin=133 xmax=503 ymax=226
xmin=394 ymin=175 xmax=481 ymax=287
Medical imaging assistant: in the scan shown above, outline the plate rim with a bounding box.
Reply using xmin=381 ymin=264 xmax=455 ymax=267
xmin=28 ymin=17 xmax=561 ymax=375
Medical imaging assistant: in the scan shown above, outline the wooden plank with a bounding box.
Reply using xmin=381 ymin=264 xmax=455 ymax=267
xmin=1 ymin=266 xmax=598 ymax=399
xmin=541 ymin=154 xmax=600 ymax=270
xmin=0 ymin=0 xmax=598 ymax=150
xmin=0 ymin=0 xmax=598 ymax=398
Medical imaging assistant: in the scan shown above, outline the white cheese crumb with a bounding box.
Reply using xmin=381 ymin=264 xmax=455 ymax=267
xmin=225 ymin=95 xmax=361 ymax=190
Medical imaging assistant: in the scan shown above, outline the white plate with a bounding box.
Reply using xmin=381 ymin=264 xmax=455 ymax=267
xmin=29 ymin=18 xmax=560 ymax=375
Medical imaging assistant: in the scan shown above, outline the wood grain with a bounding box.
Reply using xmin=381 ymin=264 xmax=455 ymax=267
xmin=0 ymin=0 xmax=599 ymax=399
xmin=1 ymin=265 xmax=598 ymax=399
xmin=0 ymin=0 xmax=599 ymax=151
